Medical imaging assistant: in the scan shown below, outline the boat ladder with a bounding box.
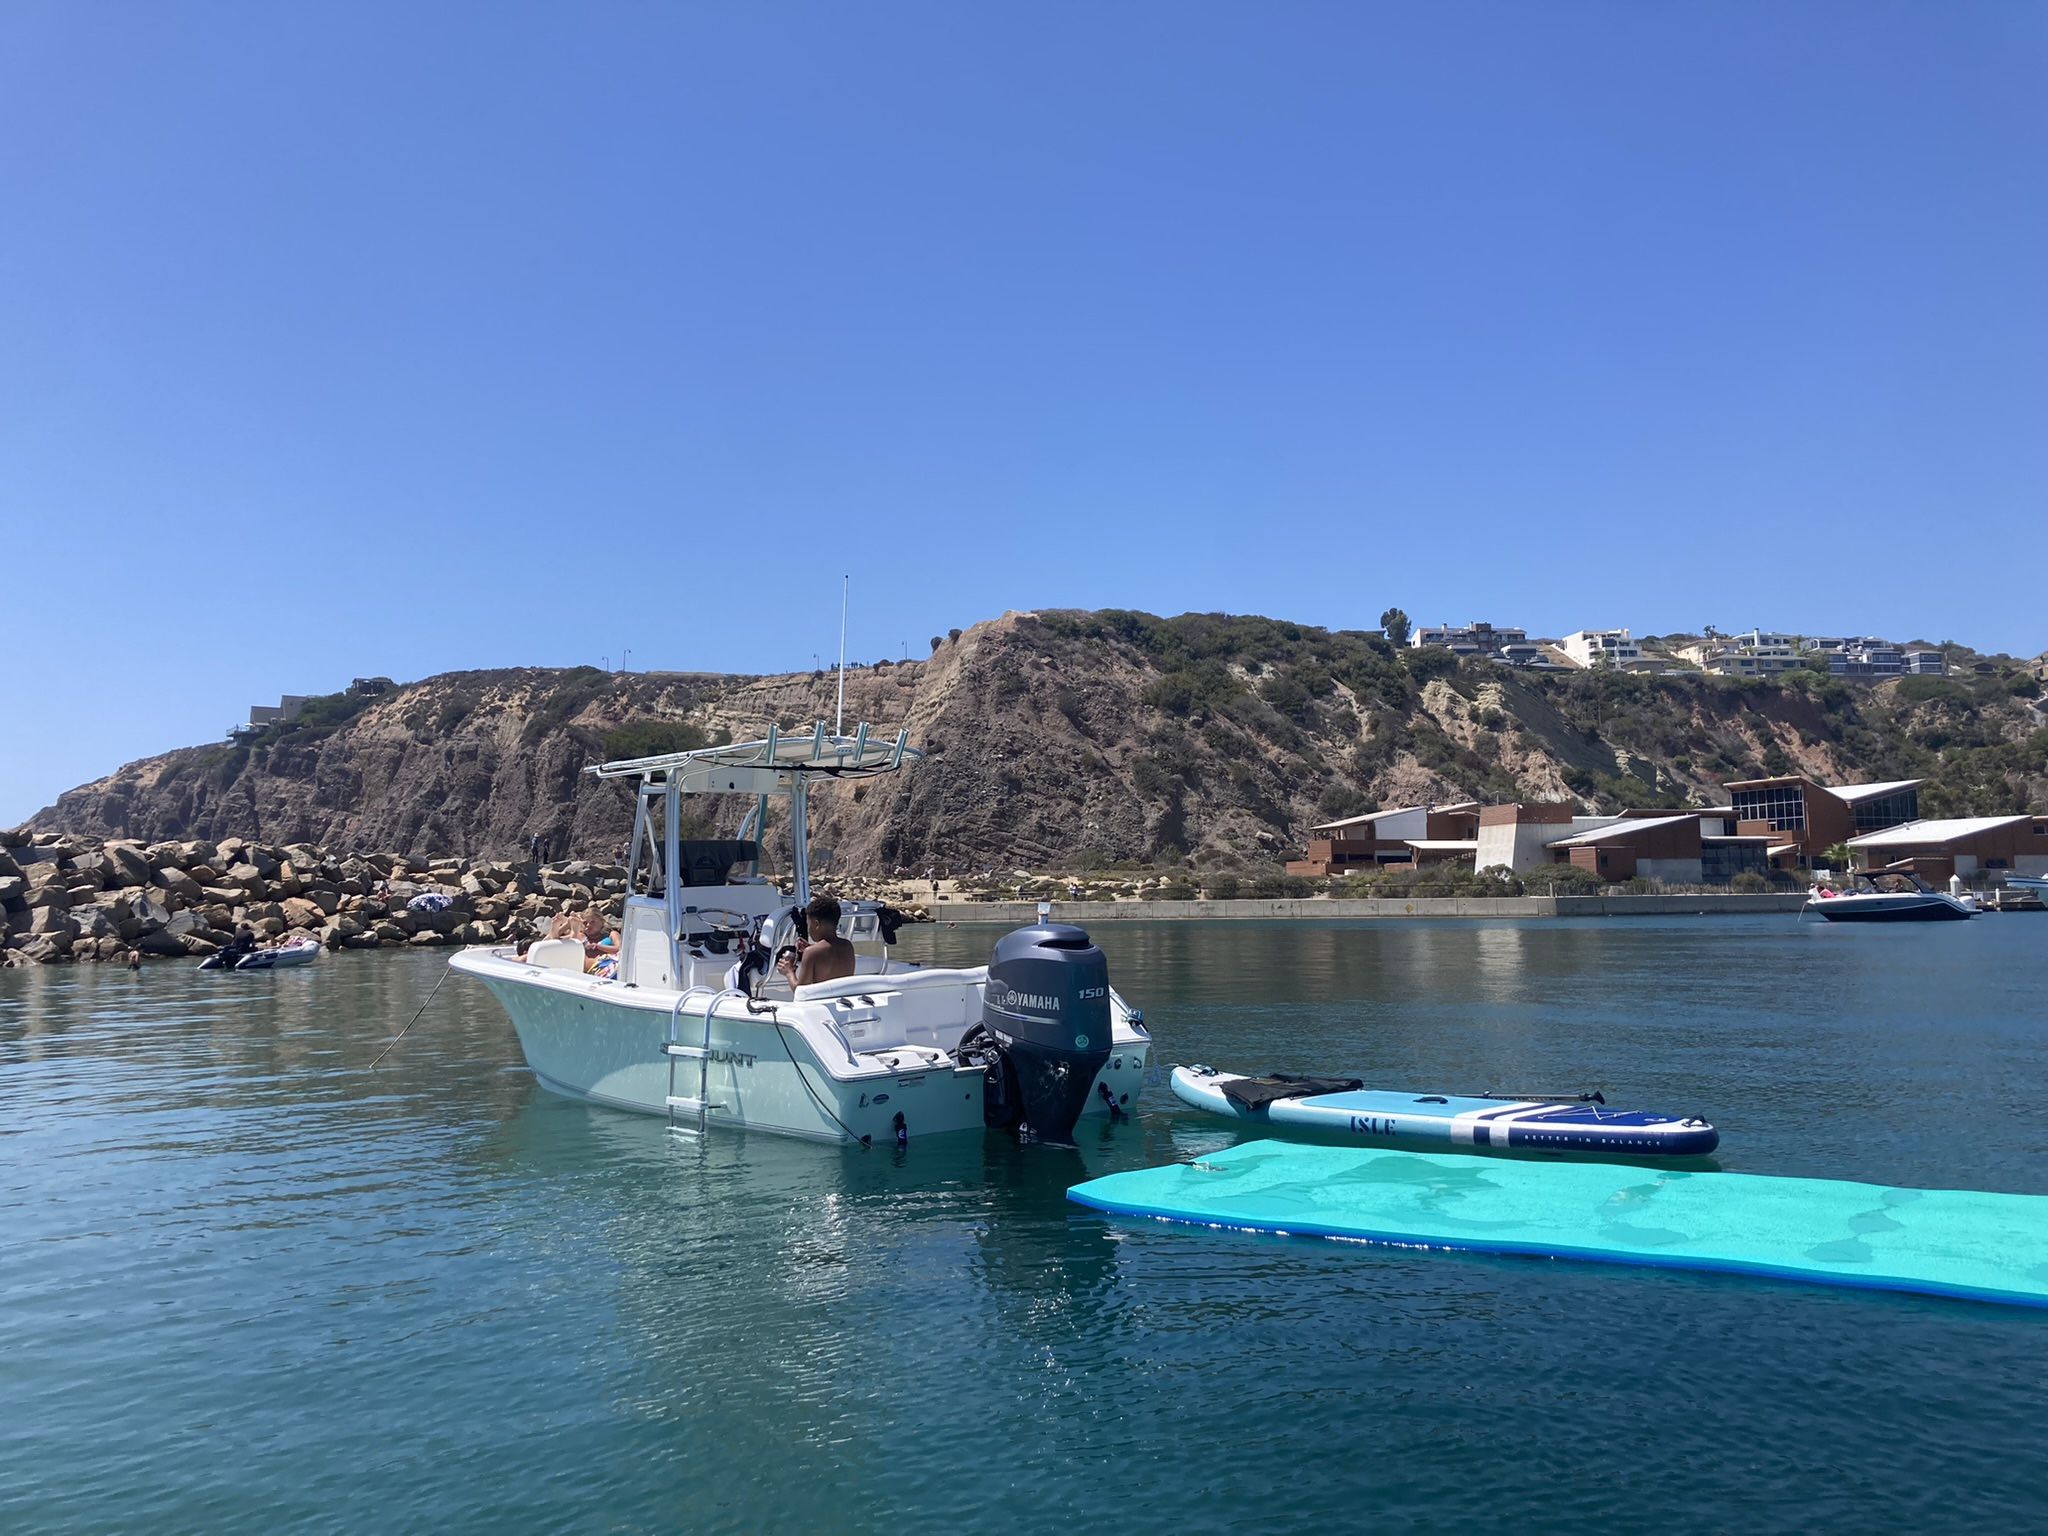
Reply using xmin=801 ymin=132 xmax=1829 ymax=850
xmin=661 ymin=987 xmax=741 ymax=1136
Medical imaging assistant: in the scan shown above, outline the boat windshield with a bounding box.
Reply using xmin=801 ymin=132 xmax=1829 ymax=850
xmin=1847 ymin=871 xmax=1934 ymax=895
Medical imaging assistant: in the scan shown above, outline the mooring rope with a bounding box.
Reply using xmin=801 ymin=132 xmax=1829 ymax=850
xmin=370 ymin=965 xmax=451 ymax=1069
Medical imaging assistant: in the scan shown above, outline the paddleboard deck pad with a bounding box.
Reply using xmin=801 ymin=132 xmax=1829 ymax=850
xmin=1069 ymin=1141 xmax=2048 ymax=1310
xmin=1173 ymin=1065 xmax=1718 ymax=1157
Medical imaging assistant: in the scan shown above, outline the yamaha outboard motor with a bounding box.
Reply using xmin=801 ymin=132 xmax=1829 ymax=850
xmin=981 ymin=923 xmax=1112 ymax=1147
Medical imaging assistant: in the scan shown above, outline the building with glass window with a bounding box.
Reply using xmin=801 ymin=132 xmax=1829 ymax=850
xmin=1409 ymin=622 xmax=1529 ymax=656
xmin=1724 ymin=776 xmax=1923 ymax=869
xmin=1903 ymin=649 xmax=1948 ymax=676
xmin=1801 ymin=636 xmax=1906 ymax=677
xmin=1561 ymin=629 xmax=1644 ymax=669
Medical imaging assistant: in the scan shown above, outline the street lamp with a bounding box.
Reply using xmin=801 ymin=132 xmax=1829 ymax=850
xmin=621 ymin=648 xmax=632 ymax=673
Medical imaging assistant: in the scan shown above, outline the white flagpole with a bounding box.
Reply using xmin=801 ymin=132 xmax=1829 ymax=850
xmin=835 ymin=574 xmax=848 ymax=735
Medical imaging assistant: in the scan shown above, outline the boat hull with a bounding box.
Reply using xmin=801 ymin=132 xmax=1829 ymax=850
xmin=1806 ymin=896 xmax=1974 ymax=922
xmin=457 ymin=950 xmax=1147 ymax=1144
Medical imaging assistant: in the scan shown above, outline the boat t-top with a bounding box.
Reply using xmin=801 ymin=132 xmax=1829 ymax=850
xmin=450 ymin=722 xmax=1149 ymax=1146
xmin=1803 ymin=869 xmax=1979 ymax=922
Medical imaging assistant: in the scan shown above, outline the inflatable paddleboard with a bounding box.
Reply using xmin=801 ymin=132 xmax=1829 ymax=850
xmin=1069 ymin=1141 xmax=2048 ymax=1311
xmin=1172 ymin=1065 xmax=1718 ymax=1157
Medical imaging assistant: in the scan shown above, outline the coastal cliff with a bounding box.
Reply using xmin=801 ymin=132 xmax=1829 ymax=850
xmin=25 ymin=611 xmax=2048 ymax=874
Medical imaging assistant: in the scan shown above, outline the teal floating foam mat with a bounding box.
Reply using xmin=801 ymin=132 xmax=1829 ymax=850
xmin=1068 ymin=1141 xmax=2048 ymax=1309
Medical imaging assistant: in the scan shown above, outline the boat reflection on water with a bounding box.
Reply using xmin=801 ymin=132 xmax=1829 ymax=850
xmin=472 ymin=1092 xmax=1141 ymax=1453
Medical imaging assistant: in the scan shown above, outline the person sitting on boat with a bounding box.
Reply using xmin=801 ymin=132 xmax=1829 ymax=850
xmin=581 ymin=909 xmax=619 ymax=977
xmin=778 ymin=894 xmax=856 ymax=989
xmin=217 ymin=925 xmax=259 ymax=968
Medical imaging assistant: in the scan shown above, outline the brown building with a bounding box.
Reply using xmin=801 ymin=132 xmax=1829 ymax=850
xmin=1724 ymin=777 xmax=1921 ymax=870
xmin=1846 ymin=815 xmax=2048 ymax=882
xmin=1286 ymin=803 xmax=1481 ymax=877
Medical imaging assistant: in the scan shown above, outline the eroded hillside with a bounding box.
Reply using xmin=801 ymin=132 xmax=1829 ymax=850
xmin=28 ymin=611 xmax=2048 ymax=872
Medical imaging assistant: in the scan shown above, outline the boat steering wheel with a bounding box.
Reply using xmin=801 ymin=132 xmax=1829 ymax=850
xmin=679 ymin=908 xmax=755 ymax=937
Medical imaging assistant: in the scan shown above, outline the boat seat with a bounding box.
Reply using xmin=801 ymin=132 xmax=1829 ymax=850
xmin=527 ymin=938 xmax=585 ymax=972
xmin=795 ymin=968 xmax=986 ymax=1054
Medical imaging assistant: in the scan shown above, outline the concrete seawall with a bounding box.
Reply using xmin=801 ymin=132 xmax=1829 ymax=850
xmin=917 ymin=893 xmax=1811 ymax=924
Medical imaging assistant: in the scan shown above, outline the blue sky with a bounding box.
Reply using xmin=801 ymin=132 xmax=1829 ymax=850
xmin=2 ymin=3 xmax=2043 ymax=824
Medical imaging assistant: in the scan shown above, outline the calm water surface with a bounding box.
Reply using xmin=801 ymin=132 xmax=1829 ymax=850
xmin=4 ymin=916 xmax=2046 ymax=1533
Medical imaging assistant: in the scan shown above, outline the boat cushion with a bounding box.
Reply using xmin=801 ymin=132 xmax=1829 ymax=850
xmin=793 ymin=967 xmax=986 ymax=1003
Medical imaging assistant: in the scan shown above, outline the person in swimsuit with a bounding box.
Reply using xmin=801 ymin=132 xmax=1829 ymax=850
xmin=581 ymin=910 xmax=619 ymax=976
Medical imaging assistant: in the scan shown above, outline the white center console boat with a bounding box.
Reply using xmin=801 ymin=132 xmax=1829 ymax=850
xmin=450 ymin=724 xmax=1149 ymax=1146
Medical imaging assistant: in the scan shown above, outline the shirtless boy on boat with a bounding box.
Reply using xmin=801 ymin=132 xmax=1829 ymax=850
xmin=778 ymin=895 xmax=856 ymax=988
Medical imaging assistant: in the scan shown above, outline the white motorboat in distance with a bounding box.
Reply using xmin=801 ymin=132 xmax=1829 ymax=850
xmin=1804 ymin=870 xmax=1979 ymax=922
xmin=450 ymin=724 xmax=1150 ymax=1146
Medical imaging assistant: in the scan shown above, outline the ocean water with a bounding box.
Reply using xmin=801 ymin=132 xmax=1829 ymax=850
xmin=3 ymin=915 xmax=2046 ymax=1533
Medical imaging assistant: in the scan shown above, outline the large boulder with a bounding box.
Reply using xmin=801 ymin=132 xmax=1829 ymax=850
xmin=0 ymin=848 xmax=20 ymax=880
xmin=302 ymin=886 xmax=342 ymax=916
xmin=101 ymin=843 xmax=154 ymax=888
xmin=28 ymin=907 xmax=78 ymax=945
xmin=70 ymin=907 xmax=117 ymax=943
xmin=19 ymin=934 xmax=68 ymax=963
xmin=0 ymin=875 xmax=23 ymax=904
xmin=25 ymin=882 xmax=69 ymax=912
xmin=137 ymin=929 xmax=188 ymax=956
xmin=163 ymin=910 xmax=208 ymax=941
xmin=201 ymin=884 xmax=247 ymax=907
xmin=176 ymin=840 xmax=220 ymax=867
xmin=117 ymin=895 xmax=171 ymax=937
xmin=153 ymin=866 xmax=203 ymax=902
xmin=280 ymin=897 xmax=325 ymax=929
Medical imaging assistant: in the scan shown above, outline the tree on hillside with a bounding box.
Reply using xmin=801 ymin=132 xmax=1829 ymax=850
xmin=1380 ymin=607 xmax=1411 ymax=647
xmin=930 ymin=636 xmax=943 ymax=652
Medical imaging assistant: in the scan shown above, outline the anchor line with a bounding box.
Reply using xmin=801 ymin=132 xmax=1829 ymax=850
xmin=370 ymin=966 xmax=452 ymax=1069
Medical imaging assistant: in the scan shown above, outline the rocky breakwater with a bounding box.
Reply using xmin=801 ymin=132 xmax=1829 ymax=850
xmin=0 ymin=828 xmax=628 ymax=968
